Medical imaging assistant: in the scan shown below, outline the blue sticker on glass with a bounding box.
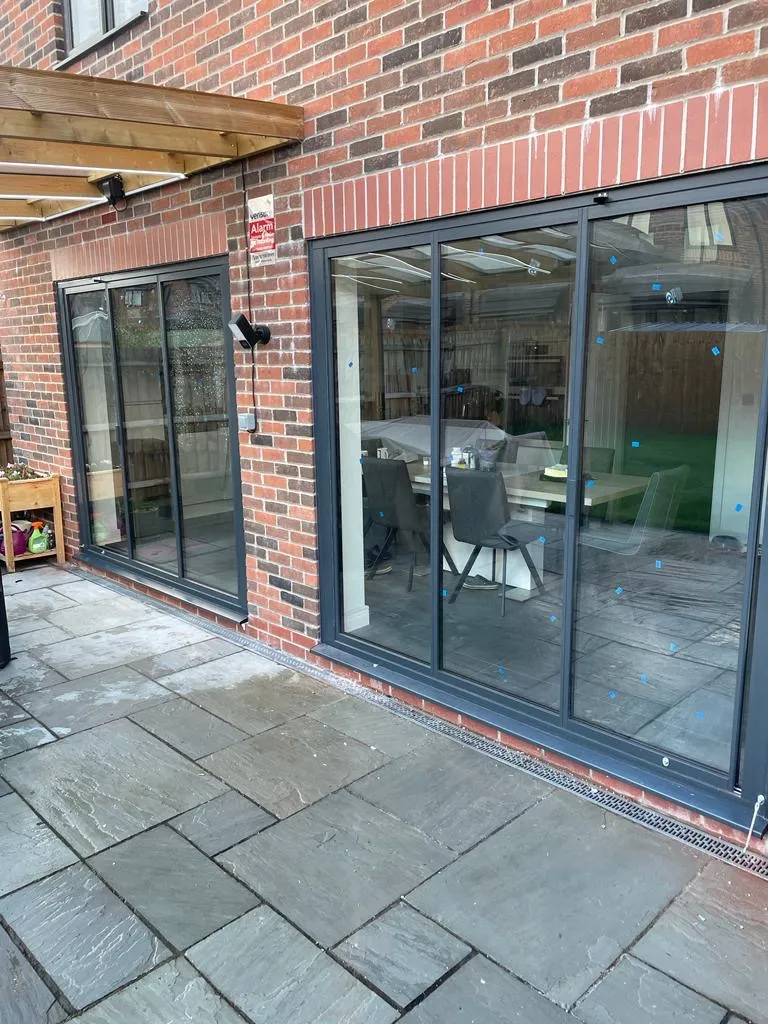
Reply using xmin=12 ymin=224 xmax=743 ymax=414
xmin=652 ymin=282 xmax=662 ymax=291
xmin=615 ymin=586 xmax=623 ymax=595
xmin=714 ymin=231 xmax=724 ymax=242
xmin=378 ymin=511 xmax=384 ymax=518
xmin=457 ymin=386 xmax=464 ymax=393
xmin=655 ymin=559 xmax=663 ymax=569
xmin=735 ymin=503 xmax=744 ymax=512
xmin=539 ymin=535 xmax=546 ymax=544
xmin=549 ymin=614 xmax=557 ymax=623
xmin=670 ymin=642 xmax=678 ymax=653
xmin=441 ymin=589 xmax=448 ymax=598
xmin=348 ymin=360 xmax=353 ymax=368
xmin=595 ymin=335 xmax=605 ymax=345
xmin=608 ymin=690 xmax=617 ymax=699
xmin=631 ymin=440 xmax=640 ymax=448
xmin=711 ymin=346 xmax=721 ymax=357
xmin=586 ymin=479 xmax=595 ymax=489
xmin=640 ymin=673 xmax=648 ymax=683
xmin=609 ymin=255 xmax=618 ymax=265
xmin=411 ymin=366 xmax=419 ymax=373
xmin=497 ymin=666 xmax=506 ymax=675
xmin=696 ymin=710 xmax=705 ymax=720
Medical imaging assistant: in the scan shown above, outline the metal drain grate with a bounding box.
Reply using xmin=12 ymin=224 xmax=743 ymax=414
xmin=70 ymin=567 xmax=768 ymax=880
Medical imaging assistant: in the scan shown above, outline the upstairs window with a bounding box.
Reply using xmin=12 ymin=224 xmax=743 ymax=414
xmin=64 ymin=0 xmax=146 ymax=53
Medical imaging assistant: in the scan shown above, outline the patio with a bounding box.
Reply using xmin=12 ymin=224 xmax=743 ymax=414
xmin=0 ymin=564 xmax=766 ymax=1024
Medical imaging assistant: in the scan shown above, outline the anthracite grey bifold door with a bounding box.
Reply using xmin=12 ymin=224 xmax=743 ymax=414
xmin=315 ymin=170 xmax=768 ymax=830
xmin=62 ymin=261 xmax=246 ymax=614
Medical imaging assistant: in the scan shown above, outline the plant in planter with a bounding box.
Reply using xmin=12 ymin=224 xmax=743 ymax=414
xmin=0 ymin=463 xmax=44 ymax=481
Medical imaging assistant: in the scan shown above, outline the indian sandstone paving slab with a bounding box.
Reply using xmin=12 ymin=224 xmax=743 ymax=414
xmin=572 ymin=955 xmax=725 ymax=1024
xmin=399 ymin=955 xmax=571 ymax=1023
xmin=2 ymin=568 xmax=80 ymax=595
xmin=0 ymin=652 xmax=65 ymax=697
xmin=130 ymin=637 xmax=240 ymax=680
xmin=7 ymin=613 xmax=62 ymax=637
xmin=309 ymin=695 xmax=434 ymax=757
xmin=45 ymin=595 xmax=154 ymax=637
xmin=161 ymin=650 xmax=344 ymax=734
xmin=188 ymin=905 xmax=398 ymax=1024
xmin=334 ymin=902 xmax=470 ymax=1008
xmin=88 ymin=825 xmax=258 ymax=950
xmin=0 ymin=719 xmax=227 ymax=855
xmin=0 ymin=926 xmax=67 ymax=1024
xmin=169 ymin=790 xmax=276 ymax=856
xmin=0 ymin=864 xmax=170 ymax=1011
xmin=200 ymin=716 xmax=390 ymax=818
xmin=0 ymin=794 xmax=77 ymax=897
xmin=17 ymin=667 xmax=172 ymax=737
xmin=0 ymin=720 xmax=56 ymax=757
xmin=31 ymin=614 xmax=212 ymax=680
xmin=634 ymin=860 xmax=768 ymax=1023
xmin=10 ymin=627 xmax=72 ymax=654
xmin=350 ymin=733 xmax=551 ymax=852
xmin=0 ymin=694 xmax=29 ymax=726
xmin=0 ymin=777 xmax=10 ymax=795
xmin=70 ymin=958 xmax=245 ymax=1024
xmin=408 ymin=790 xmax=702 ymax=1008
xmin=218 ymin=790 xmax=455 ymax=947
xmin=4 ymin=588 xmax=77 ymax=620
xmin=51 ymin=580 xmax=122 ymax=604
xmin=129 ymin=698 xmax=249 ymax=760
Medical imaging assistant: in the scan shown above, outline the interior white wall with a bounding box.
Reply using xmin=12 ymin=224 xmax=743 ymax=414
xmin=710 ymin=331 xmax=765 ymax=545
xmin=335 ymin=276 xmax=370 ymax=632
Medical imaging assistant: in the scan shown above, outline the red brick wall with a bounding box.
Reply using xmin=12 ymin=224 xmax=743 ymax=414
xmin=2 ymin=0 xmax=768 ymax=662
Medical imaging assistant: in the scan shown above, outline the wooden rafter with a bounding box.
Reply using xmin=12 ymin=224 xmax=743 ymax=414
xmin=0 ymin=63 xmax=304 ymax=232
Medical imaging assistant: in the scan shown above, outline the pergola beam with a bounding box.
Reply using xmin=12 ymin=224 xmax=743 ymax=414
xmin=0 ymin=173 xmax=103 ymax=199
xmin=0 ymin=64 xmax=304 ymax=141
xmin=0 ymin=63 xmax=304 ymax=233
xmin=0 ymin=138 xmax=190 ymax=174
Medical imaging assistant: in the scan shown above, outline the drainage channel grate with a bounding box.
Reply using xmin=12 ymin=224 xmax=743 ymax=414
xmin=72 ymin=567 xmax=768 ymax=880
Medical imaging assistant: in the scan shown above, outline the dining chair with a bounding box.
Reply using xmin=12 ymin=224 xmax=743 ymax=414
xmin=445 ymin=467 xmax=562 ymax=615
xmin=361 ymin=457 xmax=459 ymax=591
xmin=580 ymin=464 xmax=690 ymax=556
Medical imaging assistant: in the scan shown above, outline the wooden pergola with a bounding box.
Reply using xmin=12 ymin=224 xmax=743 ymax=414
xmin=0 ymin=65 xmax=304 ymax=230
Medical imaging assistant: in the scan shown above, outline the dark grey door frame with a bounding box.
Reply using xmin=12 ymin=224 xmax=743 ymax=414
xmin=309 ymin=162 xmax=768 ymax=833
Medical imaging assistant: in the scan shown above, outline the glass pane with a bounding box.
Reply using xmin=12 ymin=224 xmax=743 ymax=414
xmin=439 ymin=228 xmax=577 ymax=703
xmin=573 ymin=199 xmax=768 ymax=773
xmin=69 ymin=291 xmax=127 ymax=555
xmin=69 ymin=0 xmax=103 ymax=47
xmin=163 ymin=277 xmax=239 ymax=597
xmin=332 ymin=247 xmax=432 ymax=663
xmin=111 ymin=283 xmax=178 ymax=575
xmin=113 ymin=0 xmax=145 ymax=23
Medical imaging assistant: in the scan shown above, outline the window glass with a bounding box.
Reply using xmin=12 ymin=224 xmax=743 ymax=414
xmin=68 ymin=291 xmax=127 ymax=555
xmin=163 ymin=276 xmax=239 ymax=597
xmin=331 ymin=247 xmax=433 ymax=664
xmin=113 ymin=0 xmax=146 ymax=24
xmin=572 ymin=199 xmax=768 ymax=773
xmin=439 ymin=228 xmax=577 ymax=704
xmin=69 ymin=0 xmax=104 ymax=47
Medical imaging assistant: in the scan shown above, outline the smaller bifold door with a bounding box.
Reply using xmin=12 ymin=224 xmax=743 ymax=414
xmin=62 ymin=260 xmax=246 ymax=614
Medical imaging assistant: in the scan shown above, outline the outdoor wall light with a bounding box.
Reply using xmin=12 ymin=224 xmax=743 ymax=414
xmin=96 ymin=174 xmax=128 ymax=211
xmin=229 ymin=314 xmax=271 ymax=350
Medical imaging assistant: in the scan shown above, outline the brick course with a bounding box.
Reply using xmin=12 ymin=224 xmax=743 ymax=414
xmin=2 ymin=0 xmax=768 ymax=825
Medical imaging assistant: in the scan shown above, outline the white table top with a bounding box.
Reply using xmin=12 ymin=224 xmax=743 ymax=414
xmin=411 ymin=468 xmax=649 ymax=508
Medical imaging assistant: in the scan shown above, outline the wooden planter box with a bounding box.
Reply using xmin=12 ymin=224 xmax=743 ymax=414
xmin=0 ymin=475 xmax=65 ymax=572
